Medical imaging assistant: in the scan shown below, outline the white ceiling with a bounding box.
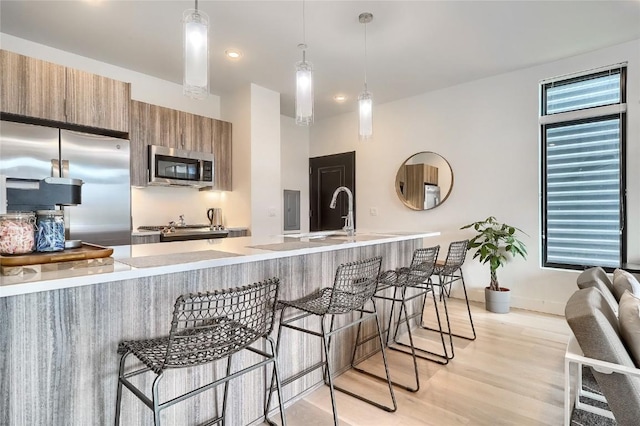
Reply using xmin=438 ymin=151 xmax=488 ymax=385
xmin=1 ymin=1 xmax=639 ymax=120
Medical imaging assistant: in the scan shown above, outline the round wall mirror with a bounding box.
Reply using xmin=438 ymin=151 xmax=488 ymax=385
xmin=395 ymin=152 xmax=454 ymax=210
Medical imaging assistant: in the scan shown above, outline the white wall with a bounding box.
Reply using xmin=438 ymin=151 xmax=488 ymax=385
xmin=281 ymin=116 xmax=310 ymax=233
xmin=249 ymin=84 xmax=281 ymax=237
xmin=310 ymin=39 xmax=640 ymax=315
xmin=131 ymin=187 xmax=226 ymax=228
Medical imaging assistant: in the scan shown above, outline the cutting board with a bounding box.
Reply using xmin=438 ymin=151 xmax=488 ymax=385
xmin=0 ymin=243 xmax=113 ymax=276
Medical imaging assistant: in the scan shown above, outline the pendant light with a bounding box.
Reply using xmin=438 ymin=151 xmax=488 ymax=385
xmin=358 ymin=12 xmax=373 ymax=140
xmin=183 ymin=0 xmax=209 ymax=99
xmin=296 ymin=0 xmax=314 ymax=125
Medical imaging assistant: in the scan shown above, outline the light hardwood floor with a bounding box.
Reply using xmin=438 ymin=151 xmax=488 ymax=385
xmin=271 ymin=298 xmax=571 ymax=426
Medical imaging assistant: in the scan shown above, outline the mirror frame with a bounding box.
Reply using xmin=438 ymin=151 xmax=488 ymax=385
xmin=394 ymin=151 xmax=454 ymax=211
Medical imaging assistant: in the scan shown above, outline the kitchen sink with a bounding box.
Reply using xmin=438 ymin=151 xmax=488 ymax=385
xmin=283 ymin=231 xmax=348 ymax=239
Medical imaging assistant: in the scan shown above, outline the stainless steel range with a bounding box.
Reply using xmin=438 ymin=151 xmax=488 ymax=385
xmin=138 ymin=225 xmax=229 ymax=242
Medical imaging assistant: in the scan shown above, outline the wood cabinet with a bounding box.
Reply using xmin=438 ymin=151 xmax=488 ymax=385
xmin=65 ymin=68 xmax=130 ymax=133
xmin=183 ymin=112 xmax=213 ymax=153
xmin=1 ymin=50 xmax=130 ymax=133
xmin=212 ymin=119 xmax=232 ymax=191
xmin=1 ymin=50 xmax=66 ymax=122
xmin=131 ymin=234 xmax=161 ymax=245
xmin=129 ymin=100 xmax=232 ymax=190
xmin=227 ymin=229 xmax=248 ymax=238
xmin=149 ymin=104 xmax=182 ymax=148
xmin=129 ymin=100 xmax=151 ymax=187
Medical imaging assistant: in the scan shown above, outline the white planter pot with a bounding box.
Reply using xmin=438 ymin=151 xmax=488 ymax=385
xmin=484 ymin=287 xmax=511 ymax=314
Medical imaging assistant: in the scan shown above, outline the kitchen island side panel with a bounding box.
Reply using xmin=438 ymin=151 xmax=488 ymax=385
xmin=0 ymin=239 xmax=421 ymax=426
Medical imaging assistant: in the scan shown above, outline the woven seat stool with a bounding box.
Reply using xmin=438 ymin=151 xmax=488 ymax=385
xmin=431 ymin=239 xmax=476 ymax=341
xmin=114 ymin=279 xmax=287 ymax=426
xmin=352 ymin=245 xmax=453 ymax=393
xmin=267 ymin=256 xmax=396 ymax=425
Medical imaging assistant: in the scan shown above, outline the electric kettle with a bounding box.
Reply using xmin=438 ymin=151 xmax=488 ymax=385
xmin=207 ymin=208 xmax=223 ymax=229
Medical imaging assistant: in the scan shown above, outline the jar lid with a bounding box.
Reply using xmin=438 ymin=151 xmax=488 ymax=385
xmin=0 ymin=211 xmax=36 ymax=219
xmin=36 ymin=210 xmax=64 ymax=216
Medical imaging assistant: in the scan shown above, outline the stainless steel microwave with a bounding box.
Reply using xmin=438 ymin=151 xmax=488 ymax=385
xmin=148 ymin=145 xmax=214 ymax=188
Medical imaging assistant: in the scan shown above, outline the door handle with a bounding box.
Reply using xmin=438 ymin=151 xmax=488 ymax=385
xmin=51 ymin=159 xmax=60 ymax=177
xmin=61 ymin=160 xmax=69 ymax=178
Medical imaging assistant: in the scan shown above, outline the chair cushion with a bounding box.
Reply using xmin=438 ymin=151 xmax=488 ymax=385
xmin=619 ymin=290 xmax=640 ymax=367
xmin=577 ymin=267 xmax=612 ymax=292
xmin=612 ymin=269 xmax=640 ymax=302
xmin=577 ymin=277 xmax=619 ymax=315
xmin=565 ymin=287 xmax=640 ymax=425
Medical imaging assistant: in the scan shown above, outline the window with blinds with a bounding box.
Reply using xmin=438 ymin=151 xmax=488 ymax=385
xmin=541 ymin=67 xmax=626 ymax=270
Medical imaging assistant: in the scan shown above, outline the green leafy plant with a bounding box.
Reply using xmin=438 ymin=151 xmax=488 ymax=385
xmin=461 ymin=216 xmax=528 ymax=291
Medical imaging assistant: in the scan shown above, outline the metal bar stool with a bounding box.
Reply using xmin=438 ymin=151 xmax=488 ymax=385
xmin=267 ymin=256 xmax=396 ymax=425
xmin=352 ymin=246 xmax=453 ymax=393
xmin=115 ymin=279 xmax=287 ymax=426
xmin=431 ymin=239 xmax=476 ymax=341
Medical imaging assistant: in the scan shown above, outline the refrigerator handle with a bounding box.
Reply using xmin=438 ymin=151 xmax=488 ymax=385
xmin=61 ymin=160 xmax=69 ymax=178
xmin=51 ymin=159 xmax=60 ymax=177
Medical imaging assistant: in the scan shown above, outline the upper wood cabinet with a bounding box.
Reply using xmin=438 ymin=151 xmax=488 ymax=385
xmin=0 ymin=50 xmax=130 ymax=133
xmin=183 ymin=112 xmax=213 ymax=153
xmin=213 ymin=119 xmax=232 ymax=191
xmin=1 ymin=50 xmax=66 ymax=122
xmin=65 ymin=68 xmax=130 ymax=133
xmin=129 ymin=100 xmax=151 ymax=187
xmin=129 ymin=100 xmax=232 ymax=190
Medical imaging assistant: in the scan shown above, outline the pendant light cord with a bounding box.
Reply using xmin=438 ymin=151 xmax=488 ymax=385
xmin=364 ymin=20 xmax=368 ymax=88
xmin=302 ymin=0 xmax=306 ymax=46
xmin=195 ymin=0 xmax=198 ymax=11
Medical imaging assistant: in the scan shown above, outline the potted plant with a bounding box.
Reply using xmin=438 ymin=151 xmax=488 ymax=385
xmin=461 ymin=216 xmax=528 ymax=313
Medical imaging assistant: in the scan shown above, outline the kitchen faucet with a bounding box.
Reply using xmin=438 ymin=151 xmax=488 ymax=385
xmin=329 ymin=186 xmax=355 ymax=236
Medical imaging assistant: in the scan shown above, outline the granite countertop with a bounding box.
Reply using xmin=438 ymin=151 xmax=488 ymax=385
xmin=0 ymin=230 xmax=439 ymax=298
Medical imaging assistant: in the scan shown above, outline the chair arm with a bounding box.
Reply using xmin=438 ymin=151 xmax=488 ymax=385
xmin=566 ymin=334 xmax=640 ymax=378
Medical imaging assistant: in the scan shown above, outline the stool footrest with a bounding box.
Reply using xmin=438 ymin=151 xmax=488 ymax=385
xmin=389 ymin=342 xmax=450 ymax=365
xmin=277 ymin=360 xmax=327 ymax=389
xmin=332 ymin=383 xmax=397 ymax=413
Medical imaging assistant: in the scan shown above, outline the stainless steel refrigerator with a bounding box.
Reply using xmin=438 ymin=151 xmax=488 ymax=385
xmin=0 ymin=120 xmax=131 ymax=246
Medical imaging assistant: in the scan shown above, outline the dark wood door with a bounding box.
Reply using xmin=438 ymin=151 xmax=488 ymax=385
xmin=309 ymin=151 xmax=355 ymax=232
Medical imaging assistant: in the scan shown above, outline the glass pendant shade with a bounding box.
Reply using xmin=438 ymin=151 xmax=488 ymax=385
xmin=358 ymin=89 xmax=373 ymax=140
xmin=295 ymin=54 xmax=314 ymax=125
xmin=183 ymin=9 xmax=209 ymax=99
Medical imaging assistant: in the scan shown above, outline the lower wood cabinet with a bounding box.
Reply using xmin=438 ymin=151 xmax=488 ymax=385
xmin=227 ymin=229 xmax=248 ymax=238
xmin=131 ymin=234 xmax=161 ymax=245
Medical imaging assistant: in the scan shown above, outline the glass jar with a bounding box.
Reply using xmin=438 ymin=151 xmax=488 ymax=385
xmin=0 ymin=212 xmax=36 ymax=255
xmin=36 ymin=210 xmax=65 ymax=252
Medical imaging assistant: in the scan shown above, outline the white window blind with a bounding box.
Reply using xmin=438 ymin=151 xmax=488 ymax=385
xmin=541 ymin=68 xmax=625 ymax=269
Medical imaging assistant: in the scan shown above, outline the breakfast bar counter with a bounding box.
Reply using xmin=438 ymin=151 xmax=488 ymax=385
xmin=1 ymin=231 xmax=437 ymax=425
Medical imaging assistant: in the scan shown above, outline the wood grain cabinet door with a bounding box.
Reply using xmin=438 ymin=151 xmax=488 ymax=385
xmin=65 ymin=68 xmax=130 ymax=133
xmin=212 ymin=119 xmax=232 ymax=191
xmin=182 ymin=113 xmax=213 ymax=153
xmin=0 ymin=50 xmax=66 ymax=122
xmin=129 ymin=100 xmax=151 ymax=186
xmin=148 ymin=104 xmax=181 ymax=149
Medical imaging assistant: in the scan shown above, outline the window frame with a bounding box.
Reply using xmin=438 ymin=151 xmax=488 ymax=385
xmin=540 ymin=67 xmax=627 ymax=272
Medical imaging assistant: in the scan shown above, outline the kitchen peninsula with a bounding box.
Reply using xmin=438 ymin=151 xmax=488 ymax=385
xmin=1 ymin=231 xmax=437 ymax=426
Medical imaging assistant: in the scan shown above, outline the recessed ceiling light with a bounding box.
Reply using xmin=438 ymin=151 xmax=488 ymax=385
xmin=225 ymin=49 xmax=243 ymax=60
xmin=334 ymin=94 xmax=347 ymax=103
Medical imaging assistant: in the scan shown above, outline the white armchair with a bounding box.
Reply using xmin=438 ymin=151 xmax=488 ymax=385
xmin=564 ymin=334 xmax=640 ymax=425
xmin=564 ymin=287 xmax=640 ymax=426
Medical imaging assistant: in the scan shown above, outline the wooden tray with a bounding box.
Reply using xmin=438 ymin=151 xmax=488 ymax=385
xmin=0 ymin=243 xmax=113 ymax=267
